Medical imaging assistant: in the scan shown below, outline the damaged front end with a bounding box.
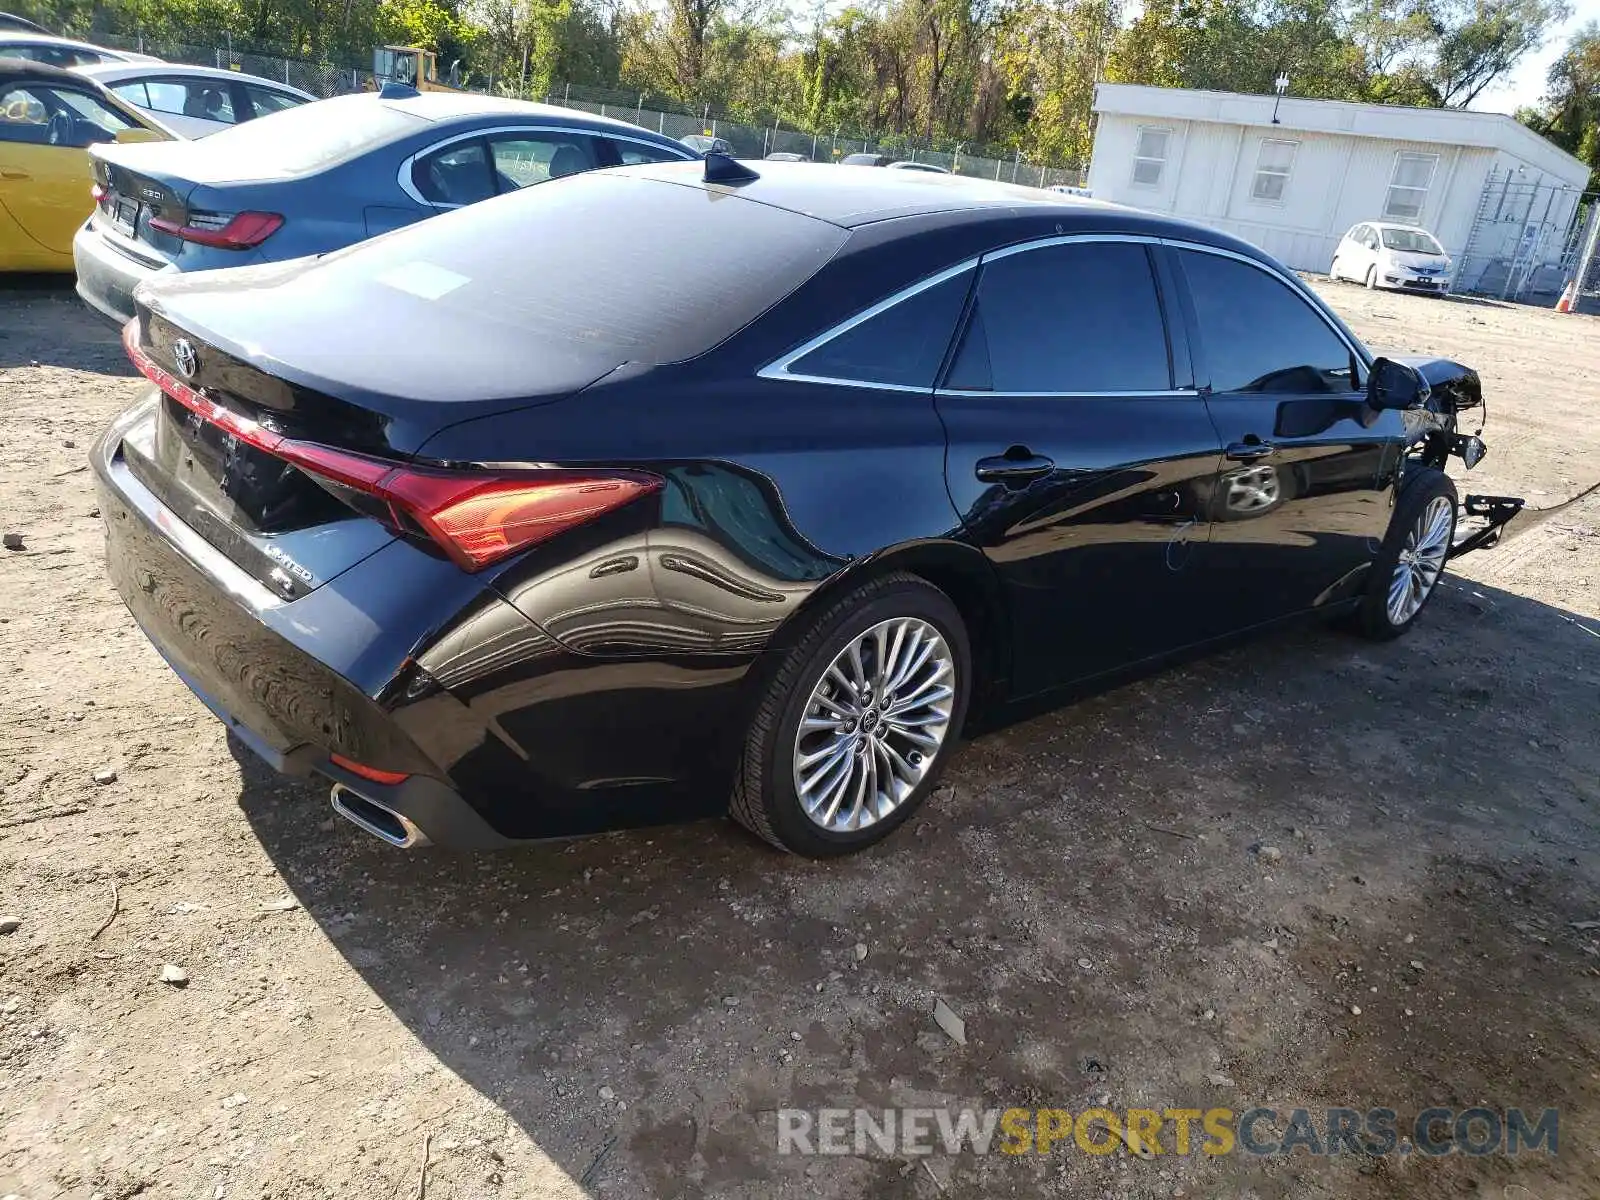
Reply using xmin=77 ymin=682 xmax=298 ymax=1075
xmin=1378 ymin=355 xmax=1525 ymax=560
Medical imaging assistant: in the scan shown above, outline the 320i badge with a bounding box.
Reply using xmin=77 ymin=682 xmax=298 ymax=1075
xmin=92 ymin=157 xmax=1524 ymax=855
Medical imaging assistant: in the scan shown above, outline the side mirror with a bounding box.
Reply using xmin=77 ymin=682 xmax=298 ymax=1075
xmin=1367 ymin=357 xmax=1425 ymax=411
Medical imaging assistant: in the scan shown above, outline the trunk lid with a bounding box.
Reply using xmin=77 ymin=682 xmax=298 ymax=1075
xmin=120 ymin=262 xmax=625 ymax=599
xmin=135 ymin=255 xmax=625 ymax=451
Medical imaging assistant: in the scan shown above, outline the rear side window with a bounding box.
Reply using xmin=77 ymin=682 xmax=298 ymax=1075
xmin=788 ymin=267 xmax=973 ymax=388
xmin=1176 ymin=250 xmax=1358 ymax=394
xmin=947 ymin=241 xmax=1170 ymax=393
xmin=614 ymin=139 xmax=688 ymax=165
xmin=245 ymin=85 xmax=302 ymax=117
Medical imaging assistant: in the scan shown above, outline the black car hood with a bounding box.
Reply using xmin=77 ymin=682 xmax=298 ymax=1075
xmin=136 ymin=253 xmax=625 ymax=455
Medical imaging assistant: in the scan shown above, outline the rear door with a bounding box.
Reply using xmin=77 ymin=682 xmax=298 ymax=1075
xmin=936 ymin=236 xmax=1224 ymax=697
xmin=1169 ymin=245 xmax=1394 ymax=633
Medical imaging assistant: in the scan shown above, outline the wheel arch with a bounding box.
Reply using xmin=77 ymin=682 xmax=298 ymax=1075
xmin=752 ymin=538 xmax=1012 ymax=718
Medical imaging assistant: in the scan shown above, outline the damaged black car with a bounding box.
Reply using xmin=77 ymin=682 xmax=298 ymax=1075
xmin=92 ymin=160 xmax=1523 ymax=856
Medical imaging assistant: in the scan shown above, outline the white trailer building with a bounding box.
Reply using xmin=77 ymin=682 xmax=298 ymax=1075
xmin=1087 ymin=82 xmax=1593 ymax=299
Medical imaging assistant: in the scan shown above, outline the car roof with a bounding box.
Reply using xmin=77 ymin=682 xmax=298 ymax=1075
xmin=614 ymin=159 xmax=1127 ymax=227
xmin=376 ymin=92 xmax=685 ymax=142
xmin=73 ymin=61 xmax=314 ymax=97
xmin=607 ymin=160 xmax=1280 ymax=270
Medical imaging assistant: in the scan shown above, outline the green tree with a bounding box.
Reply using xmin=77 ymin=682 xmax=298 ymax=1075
xmin=1522 ymin=22 xmax=1600 ymax=190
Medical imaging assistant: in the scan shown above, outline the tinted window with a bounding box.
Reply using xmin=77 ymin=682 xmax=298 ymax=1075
xmin=488 ymin=132 xmax=599 ymax=188
xmin=245 ymin=85 xmax=303 ymax=117
xmin=413 ymin=140 xmax=495 ymax=205
xmin=1177 ymin=250 xmax=1358 ymax=395
xmin=789 ymin=267 xmax=973 ymax=388
xmin=615 ymin=139 xmax=687 ymax=165
xmin=325 ymin=171 xmax=848 ymax=367
xmin=948 ymin=241 xmax=1170 ymax=393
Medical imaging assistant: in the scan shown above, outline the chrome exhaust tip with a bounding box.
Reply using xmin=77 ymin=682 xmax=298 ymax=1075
xmin=330 ymin=784 xmax=430 ymax=849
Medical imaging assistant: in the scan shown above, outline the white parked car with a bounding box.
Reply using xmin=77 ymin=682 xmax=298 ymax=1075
xmin=1330 ymin=222 xmax=1453 ymax=295
xmin=0 ymin=32 xmax=158 ymax=67
xmin=74 ymin=62 xmax=313 ymax=137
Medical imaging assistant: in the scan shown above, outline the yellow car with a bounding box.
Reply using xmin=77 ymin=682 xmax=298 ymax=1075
xmin=1 ymin=57 xmax=169 ymax=272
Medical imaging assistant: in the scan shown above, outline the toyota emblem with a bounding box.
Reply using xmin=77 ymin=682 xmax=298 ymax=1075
xmin=172 ymin=338 xmax=198 ymax=379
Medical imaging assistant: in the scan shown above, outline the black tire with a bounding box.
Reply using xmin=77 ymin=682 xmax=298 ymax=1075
xmin=1365 ymin=265 xmax=1378 ymax=290
xmin=1354 ymin=468 xmax=1458 ymax=641
xmin=730 ymin=572 xmax=971 ymax=856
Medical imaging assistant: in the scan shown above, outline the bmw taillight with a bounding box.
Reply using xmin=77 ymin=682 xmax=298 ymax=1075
xmin=122 ymin=320 xmax=661 ymax=570
xmin=148 ymin=210 xmax=283 ymax=249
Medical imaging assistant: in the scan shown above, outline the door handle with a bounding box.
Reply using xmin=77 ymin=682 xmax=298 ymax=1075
xmin=1225 ymin=440 xmax=1276 ymax=462
xmin=975 ymin=449 xmax=1055 ymax=485
xmin=0 ymin=169 xmax=29 ymax=180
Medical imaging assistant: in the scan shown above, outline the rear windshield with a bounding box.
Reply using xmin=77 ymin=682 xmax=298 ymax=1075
xmin=177 ymin=95 xmax=426 ymax=175
xmin=323 ymin=170 xmax=849 ymax=366
xmin=1380 ymin=228 xmax=1444 ymax=254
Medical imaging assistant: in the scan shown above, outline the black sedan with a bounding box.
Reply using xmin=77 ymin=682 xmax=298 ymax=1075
xmin=93 ymin=161 xmax=1519 ymax=856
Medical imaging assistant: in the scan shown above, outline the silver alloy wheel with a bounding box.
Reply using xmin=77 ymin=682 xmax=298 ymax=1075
xmin=792 ymin=616 xmax=955 ymax=833
xmin=1224 ymin=464 xmax=1281 ymax=514
xmin=1387 ymin=495 xmax=1453 ymax=626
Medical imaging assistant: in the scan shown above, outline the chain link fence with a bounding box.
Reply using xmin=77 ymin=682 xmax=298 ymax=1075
xmin=90 ymin=34 xmax=1086 ymax=189
xmin=543 ymin=83 xmax=1086 ymax=189
xmin=97 ymin=33 xmax=377 ymax=97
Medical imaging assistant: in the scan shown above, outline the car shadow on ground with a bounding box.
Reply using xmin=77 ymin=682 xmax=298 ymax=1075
xmin=230 ymin=574 xmax=1600 ymax=1199
xmin=0 ymin=277 xmax=134 ymax=374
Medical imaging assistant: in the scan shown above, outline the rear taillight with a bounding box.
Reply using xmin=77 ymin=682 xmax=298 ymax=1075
xmin=148 ymin=210 xmax=283 ymax=249
xmin=122 ymin=320 xmax=661 ymax=570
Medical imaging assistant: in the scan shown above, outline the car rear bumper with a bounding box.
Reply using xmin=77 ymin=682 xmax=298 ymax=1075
xmin=74 ymin=221 xmax=169 ymax=325
xmin=92 ymin=401 xmax=513 ymax=848
xmin=92 ymin=399 xmax=752 ymax=847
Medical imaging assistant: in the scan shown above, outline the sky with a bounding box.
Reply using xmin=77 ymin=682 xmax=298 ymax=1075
xmin=1468 ymin=0 xmax=1600 ymax=114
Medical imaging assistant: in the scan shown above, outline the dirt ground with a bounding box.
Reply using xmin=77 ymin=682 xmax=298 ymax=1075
xmin=1 ymin=275 xmax=1598 ymax=1200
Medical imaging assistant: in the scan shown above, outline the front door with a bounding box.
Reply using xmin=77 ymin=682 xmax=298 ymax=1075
xmin=0 ymin=80 xmax=143 ymax=260
xmin=1167 ymin=245 xmax=1397 ymax=635
xmin=937 ymin=237 xmax=1224 ymax=698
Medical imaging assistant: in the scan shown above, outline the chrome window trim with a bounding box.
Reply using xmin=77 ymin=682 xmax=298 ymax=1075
xmin=756 ymin=257 xmax=979 ymax=392
xmin=397 ymin=122 xmax=696 ymax=208
xmin=757 ymin=230 xmax=1369 ymax=397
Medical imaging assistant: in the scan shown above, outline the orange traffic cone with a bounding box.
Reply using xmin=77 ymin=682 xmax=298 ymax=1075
xmin=1556 ymin=279 xmax=1577 ymax=313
